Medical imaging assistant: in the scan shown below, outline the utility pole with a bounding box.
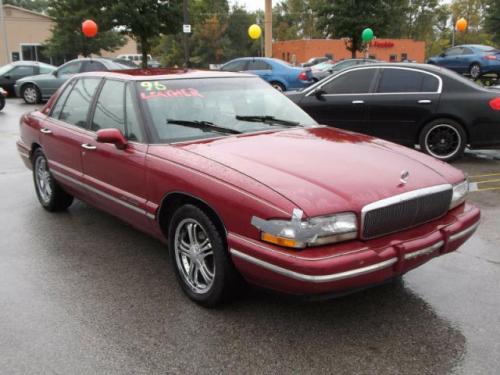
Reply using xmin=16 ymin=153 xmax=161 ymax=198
xmin=183 ymin=0 xmax=190 ymax=69
xmin=264 ymin=0 xmax=272 ymax=57
xmin=0 ymin=0 xmax=10 ymax=64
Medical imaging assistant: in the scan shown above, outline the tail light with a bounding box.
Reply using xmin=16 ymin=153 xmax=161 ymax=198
xmin=484 ymin=55 xmax=497 ymax=60
xmin=298 ymin=71 xmax=308 ymax=81
xmin=489 ymin=98 xmax=500 ymax=110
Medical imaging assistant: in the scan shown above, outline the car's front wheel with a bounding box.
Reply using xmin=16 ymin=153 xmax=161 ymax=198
xmin=169 ymin=204 xmax=240 ymax=307
xmin=419 ymin=119 xmax=466 ymax=162
xmin=270 ymin=81 xmax=285 ymax=92
xmin=22 ymin=84 xmax=40 ymax=104
xmin=469 ymin=63 xmax=481 ymax=79
xmin=32 ymin=149 xmax=74 ymax=211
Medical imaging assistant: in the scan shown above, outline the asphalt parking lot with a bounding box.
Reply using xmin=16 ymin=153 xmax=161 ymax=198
xmin=1 ymin=98 xmax=499 ymax=375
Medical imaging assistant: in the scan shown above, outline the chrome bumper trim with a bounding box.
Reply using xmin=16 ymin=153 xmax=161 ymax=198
xmin=449 ymin=221 xmax=480 ymax=243
xmin=51 ymin=169 xmax=156 ymax=220
xmin=230 ymin=248 xmax=397 ymax=283
xmin=18 ymin=152 xmax=30 ymax=159
xmin=404 ymin=241 xmax=444 ymax=260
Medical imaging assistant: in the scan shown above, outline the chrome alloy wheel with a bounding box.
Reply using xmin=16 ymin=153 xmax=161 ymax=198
xmin=174 ymin=218 xmax=215 ymax=294
xmin=470 ymin=64 xmax=481 ymax=79
xmin=34 ymin=156 xmax=52 ymax=204
xmin=424 ymin=124 xmax=461 ymax=160
xmin=23 ymin=86 xmax=38 ymax=104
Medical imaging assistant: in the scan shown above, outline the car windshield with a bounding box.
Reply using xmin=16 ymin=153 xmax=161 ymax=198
xmin=138 ymin=77 xmax=317 ymax=143
xmin=0 ymin=64 xmax=13 ymax=75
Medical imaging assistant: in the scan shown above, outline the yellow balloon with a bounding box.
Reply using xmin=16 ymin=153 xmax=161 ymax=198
xmin=248 ymin=24 xmax=262 ymax=40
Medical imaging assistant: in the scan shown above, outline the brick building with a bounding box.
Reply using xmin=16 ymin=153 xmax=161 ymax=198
xmin=273 ymin=39 xmax=426 ymax=64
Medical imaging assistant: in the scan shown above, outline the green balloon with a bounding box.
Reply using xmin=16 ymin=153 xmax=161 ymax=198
xmin=362 ymin=28 xmax=374 ymax=42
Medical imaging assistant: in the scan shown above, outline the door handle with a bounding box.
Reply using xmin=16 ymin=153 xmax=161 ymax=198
xmin=81 ymin=143 xmax=97 ymax=150
xmin=352 ymin=100 xmax=364 ymax=104
xmin=417 ymin=100 xmax=432 ymax=104
xmin=40 ymin=128 xmax=52 ymax=134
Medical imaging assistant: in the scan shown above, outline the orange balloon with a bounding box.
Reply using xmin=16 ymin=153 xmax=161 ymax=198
xmin=456 ymin=18 xmax=467 ymax=32
xmin=82 ymin=20 xmax=98 ymax=38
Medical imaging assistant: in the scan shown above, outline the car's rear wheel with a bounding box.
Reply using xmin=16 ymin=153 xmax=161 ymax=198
xmin=22 ymin=84 xmax=40 ymax=104
xmin=469 ymin=63 xmax=481 ymax=79
xmin=32 ymin=149 xmax=74 ymax=211
xmin=270 ymin=81 xmax=285 ymax=92
xmin=168 ymin=204 xmax=240 ymax=307
xmin=419 ymin=119 xmax=466 ymax=162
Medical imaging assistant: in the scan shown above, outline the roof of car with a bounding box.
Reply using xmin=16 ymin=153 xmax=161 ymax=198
xmin=78 ymin=68 xmax=257 ymax=81
xmin=9 ymin=61 xmax=55 ymax=67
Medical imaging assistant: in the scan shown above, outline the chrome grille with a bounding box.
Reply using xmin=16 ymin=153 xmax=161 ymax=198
xmin=361 ymin=185 xmax=453 ymax=239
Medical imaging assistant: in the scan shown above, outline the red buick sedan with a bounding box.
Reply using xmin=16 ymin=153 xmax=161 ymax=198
xmin=17 ymin=69 xmax=480 ymax=306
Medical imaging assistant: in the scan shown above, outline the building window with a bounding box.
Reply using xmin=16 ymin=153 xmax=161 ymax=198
xmin=286 ymin=52 xmax=290 ymax=62
xmin=389 ymin=54 xmax=397 ymax=62
xmin=20 ymin=44 xmax=52 ymax=64
xmin=369 ymin=55 xmax=376 ymax=60
xmin=401 ymin=53 xmax=408 ymax=62
xmin=282 ymin=52 xmax=285 ymax=60
xmin=11 ymin=52 xmax=20 ymax=62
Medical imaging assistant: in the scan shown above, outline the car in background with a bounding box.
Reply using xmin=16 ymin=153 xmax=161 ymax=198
xmin=0 ymin=61 xmax=56 ymax=96
xmin=117 ymin=53 xmax=161 ymax=68
xmin=15 ymin=57 xmax=134 ymax=104
xmin=311 ymin=58 xmax=379 ymax=82
xmin=16 ymin=69 xmax=479 ymax=306
xmin=301 ymin=57 xmax=329 ymax=67
xmin=220 ymin=57 xmax=314 ymax=91
xmin=0 ymin=87 xmax=6 ymax=111
xmin=287 ymin=63 xmax=500 ymax=161
xmin=427 ymin=44 xmax=500 ymax=79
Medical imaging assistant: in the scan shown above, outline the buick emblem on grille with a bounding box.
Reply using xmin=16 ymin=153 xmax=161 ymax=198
xmin=400 ymin=170 xmax=410 ymax=185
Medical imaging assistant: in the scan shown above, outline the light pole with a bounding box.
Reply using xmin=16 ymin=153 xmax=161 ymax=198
xmin=183 ymin=0 xmax=190 ymax=69
xmin=0 ymin=0 xmax=10 ymax=63
xmin=264 ymin=0 xmax=272 ymax=57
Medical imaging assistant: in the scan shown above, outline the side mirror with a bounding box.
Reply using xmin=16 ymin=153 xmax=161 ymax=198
xmin=4 ymin=75 xmax=10 ymax=80
xmin=96 ymin=128 xmax=127 ymax=150
xmin=313 ymin=87 xmax=326 ymax=98
xmin=52 ymin=70 xmax=58 ymax=77
xmin=439 ymin=53 xmax=446 ymax=57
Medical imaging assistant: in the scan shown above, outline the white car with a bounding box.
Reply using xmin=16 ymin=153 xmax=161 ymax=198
xmin=117 ymin=54 xmax=161 ymax=68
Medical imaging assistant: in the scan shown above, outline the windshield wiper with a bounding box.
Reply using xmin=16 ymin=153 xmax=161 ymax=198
xmin=235 ymin=115 xmax=301 ymax=127
xmin=166 ymin=119 xmax=242 ymax=134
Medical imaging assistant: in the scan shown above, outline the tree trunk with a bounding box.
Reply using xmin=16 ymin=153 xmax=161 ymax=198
xmin=140 ymin=35 xmax=149 ymax=69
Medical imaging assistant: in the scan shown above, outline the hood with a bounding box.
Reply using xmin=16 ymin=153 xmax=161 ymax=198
xmin=179 ymin=127 xmax=464 ymax=217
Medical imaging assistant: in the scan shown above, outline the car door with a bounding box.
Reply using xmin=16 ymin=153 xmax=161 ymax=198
xmin=40 ymin=77 xmax=102 ymax=197
xmin=459 ymin=47 xmax=475 ymax=73
xmin=439 ymin=47 xmax=463 ymax=70
xmin=245 ymin=60 xmax=273 ymax=83
xmin=367 ymin=67 xmax=440 ymax=144
xmin=79 ymin=79 xmax=151 ymax=230
xmin=2 ymin=65 xmax=35 ymax=92
xmin=297 ymin=67 xmax=379 ymax=132
xmin=44 ymin=60 xmax=83 ymax=97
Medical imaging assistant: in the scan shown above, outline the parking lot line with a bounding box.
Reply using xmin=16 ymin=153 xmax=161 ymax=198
xmin=477 ymin=186 xmax=500 ymax=192
xmin=469 ymin=172 xmax=500 ymax=179
xmin=473 ymin=178 xmax=500 ymax=184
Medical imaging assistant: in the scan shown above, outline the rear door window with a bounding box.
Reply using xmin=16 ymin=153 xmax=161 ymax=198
xmin=59 ymin=78 xmax=102 ymax=128
xmin=9 ymin=65 xmax=35 ymax=77
xmin=378 ymin=69 xmax=439 ymax=93
xmin=247 ymin=60 xmax=272 ymax=70
xmin=322 ymin=68 xmax=377 ymax=94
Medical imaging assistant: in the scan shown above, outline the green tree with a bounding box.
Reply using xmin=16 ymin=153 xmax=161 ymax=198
xmin=106 ymin=0 xmax=182 ymax=68
xmin=45 ymin=0 xmax=125 ymax=59
xmin=4 ymin=0 xmax=49 ymax=13
xmin=273 ymin=0 xmax=324 ymax=41
xmin=485 ymin=0 xmax=500 ymax=44
xmin=313 ymin=0 xmax=404 ymax=58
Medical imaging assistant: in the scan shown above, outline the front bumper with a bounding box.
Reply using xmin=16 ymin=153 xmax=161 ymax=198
xmin=229 ymin=203 xmax=480 ymax=295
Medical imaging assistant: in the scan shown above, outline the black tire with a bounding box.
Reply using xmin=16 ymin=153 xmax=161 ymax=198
xmin=22 ymin=84 xmax=41 ymax=104
xmin=0 ymin=96 xmax=4 ymax=111
xmin=419 ymin=119 xmax=467 ymax=162
xmin=168 ymin=204 xmax=240 ymax=307
xmin=270 ymin=81 xmax=285 ymax=92
xmin=469 ymin=63 xmax=481 ymax=80
xmin=32 ymin=149 xmax=73 ymax=211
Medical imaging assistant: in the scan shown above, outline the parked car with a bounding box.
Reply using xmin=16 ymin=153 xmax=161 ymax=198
xmin=14 ymin=58 xmax=134 ymax=104
xmin=302 ymin=57 xmax=329 ymax=67
xmin=427 ymin=44 xmax=500 ymax=79
xmin=0 ymin=87 xmax=6 ymax=111
xmin=220 ymin=57 xmax=314 ymax=91
xmin=287 ymin=63 xmax=500 ymax=161
xmin=311 ymin=58 xmax=379 ymax=82
xmin=117 ymin=53 xmax=161 ymax=68
xmin=0 ymin=61 xmax=55 ymax=95
xmin=17 ymin=69 xmax=479 ymax=306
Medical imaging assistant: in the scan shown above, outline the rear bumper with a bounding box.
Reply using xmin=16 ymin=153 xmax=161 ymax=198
xmin=229 ymin=203 xmax=480 ymax=295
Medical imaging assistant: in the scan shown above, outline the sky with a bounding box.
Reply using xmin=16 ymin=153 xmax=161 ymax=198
xmin=229 ymin=0 xmax=264 ymax=12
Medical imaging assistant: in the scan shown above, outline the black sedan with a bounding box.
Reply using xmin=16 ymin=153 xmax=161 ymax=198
xmin=287 ymin=63 xmax=500 ymax=161
xmin=0 ymin=61 xmax=55 ymax=96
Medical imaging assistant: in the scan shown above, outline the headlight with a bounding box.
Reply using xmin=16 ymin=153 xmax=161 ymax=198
xmin=251 ymin=211 xmax=358 ymax=249
xmin=450 ymin=179 xmax=469 ymax=210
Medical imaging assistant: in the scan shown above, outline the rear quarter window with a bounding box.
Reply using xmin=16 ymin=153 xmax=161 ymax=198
xmin=378 ymin=69 xmax=439 ymax=93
